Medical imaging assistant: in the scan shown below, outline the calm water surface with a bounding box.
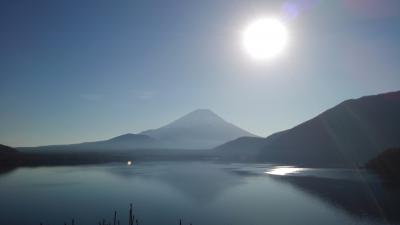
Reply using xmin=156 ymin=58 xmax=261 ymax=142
xmin=0 ymin=161 xmax=397 ymax=225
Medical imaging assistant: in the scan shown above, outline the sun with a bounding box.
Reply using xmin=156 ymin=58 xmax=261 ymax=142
xmin=242 ymin=18 xmax=289 ymax=60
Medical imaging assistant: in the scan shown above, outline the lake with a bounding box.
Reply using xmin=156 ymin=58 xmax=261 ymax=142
xmin=0 ymin=161 xmax=398 ymax=225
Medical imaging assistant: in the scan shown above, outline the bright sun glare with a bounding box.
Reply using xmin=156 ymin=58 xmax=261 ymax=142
xmin=243 ymin=18 xmax=289 ymax=60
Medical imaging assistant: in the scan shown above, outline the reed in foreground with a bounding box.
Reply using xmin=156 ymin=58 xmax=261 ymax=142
xmin=39 ymin=203 xmax=192 ymax=225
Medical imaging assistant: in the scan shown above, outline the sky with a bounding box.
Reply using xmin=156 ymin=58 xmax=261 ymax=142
xmin=1 ymin=0 xmax=400 ymax=147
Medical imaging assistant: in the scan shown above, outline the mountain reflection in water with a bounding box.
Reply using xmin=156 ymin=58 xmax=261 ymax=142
xmin=0 ymin=162 xmax=399 ymax=225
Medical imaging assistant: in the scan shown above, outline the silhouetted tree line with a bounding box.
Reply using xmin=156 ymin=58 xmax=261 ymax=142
xmin=366 ymin=147 xmax=400 ymax=183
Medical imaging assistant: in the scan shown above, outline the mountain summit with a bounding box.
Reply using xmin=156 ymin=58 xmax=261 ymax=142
xmin=141 ymin=109 xmax=257 ymax=149
xmin=20 ymin=109 xmax=256 ymax=151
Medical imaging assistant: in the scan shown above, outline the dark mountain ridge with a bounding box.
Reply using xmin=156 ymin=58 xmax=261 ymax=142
xmin=216 ymin=90 xmax=400 ymax=167
xmin=0 ymin=144 xmax=19 ymax=155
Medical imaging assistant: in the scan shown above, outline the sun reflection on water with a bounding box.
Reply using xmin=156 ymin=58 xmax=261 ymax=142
xmin=265 ymin=166 xmax=307 ymax=176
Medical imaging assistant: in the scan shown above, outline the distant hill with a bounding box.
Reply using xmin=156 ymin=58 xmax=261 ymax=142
xmin=141 ymin=109 xmax=257 ymax=149
xmin=92 ymin=133 xmax=157 ymax=149
xmin=216 ymin=91 xmax=400 ymax=167
xmin=19 ymin=133 xmax=157 ymax=153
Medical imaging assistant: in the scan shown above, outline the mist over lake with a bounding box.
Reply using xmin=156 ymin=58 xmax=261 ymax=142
xmin=1 ymin=161 xmax=398 ymax=225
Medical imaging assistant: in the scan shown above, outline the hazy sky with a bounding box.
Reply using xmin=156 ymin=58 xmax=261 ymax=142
xmin=1 ymin=0 xmax=400 ymax=147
